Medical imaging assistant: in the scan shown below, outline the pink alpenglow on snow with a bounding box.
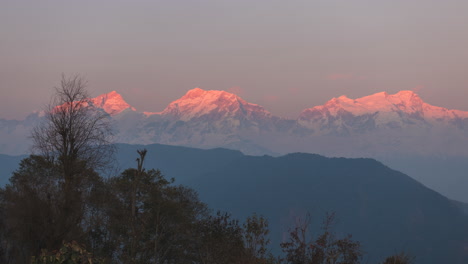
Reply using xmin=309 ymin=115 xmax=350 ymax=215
xmin=299 ymin=90 xmax=468 ymax=120
xmin=91 ymin=91 xmax=136 ymax=116
xmin=159 ymin=88 xmax=272 ymax=121
xmin=85 ymin=89 xmax=468 ymax=123
xmin=52 ymin=91 xmax=136 ymax=117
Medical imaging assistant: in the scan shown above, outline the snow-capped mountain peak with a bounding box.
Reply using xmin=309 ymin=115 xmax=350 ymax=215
xmin=91 ymin=91 xmax=136 ymax=116
xmin=161 ymin=88 xmax=271 ymax=121
xmin=298 ymin=90 xmax=468 ymax=133
xmin=2 ymin=88 xmax=468 ymax=158
xmin=303 ymin=90 xmax=432 ymax=117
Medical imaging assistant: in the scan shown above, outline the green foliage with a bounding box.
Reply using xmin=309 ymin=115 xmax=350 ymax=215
xmin=31 ymin=241 xmax=103 ymax=264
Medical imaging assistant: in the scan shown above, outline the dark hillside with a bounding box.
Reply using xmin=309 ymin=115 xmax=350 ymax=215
xmin=0 ymin=154 xmax=27 ymax=185
xmin=187 ymin=153 xmax=468 ymax=264
xmin=114 ymin=143 xmax=244 ymax=182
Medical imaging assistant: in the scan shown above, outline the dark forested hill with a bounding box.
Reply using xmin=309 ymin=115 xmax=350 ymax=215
xmin=186 ymin=153 xmax=468 ymax=263
xmin=1 ymin=144 xmax=467 ymax=263
xmin=113 ymin=143 xmax=245 ymax=182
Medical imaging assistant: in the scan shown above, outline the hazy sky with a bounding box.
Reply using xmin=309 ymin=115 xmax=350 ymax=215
xmin=1 ymin=0 xmax=468 ymax=119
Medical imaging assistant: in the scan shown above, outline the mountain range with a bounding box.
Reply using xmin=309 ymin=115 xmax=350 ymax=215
xmin=3 ymin=88 xmax=467 ymax=156
xmin=1 ymin=88 xmax=468 ymax=201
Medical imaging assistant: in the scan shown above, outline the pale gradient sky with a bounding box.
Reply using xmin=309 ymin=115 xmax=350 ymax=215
xmin=1 ymin=0 xmax=468 ymax=119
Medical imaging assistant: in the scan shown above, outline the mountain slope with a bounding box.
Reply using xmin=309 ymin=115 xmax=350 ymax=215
xmin=187 ymin=152 xmax=468 ymax=264
xmin=0 ymin=154 xmax=27 ymax=186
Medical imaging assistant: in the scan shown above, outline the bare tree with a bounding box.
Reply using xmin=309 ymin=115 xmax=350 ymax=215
xmin=28 ymin=74 xmax=115 ymax=253
xmin=32 ymin=74 xmax=114 ymax=180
